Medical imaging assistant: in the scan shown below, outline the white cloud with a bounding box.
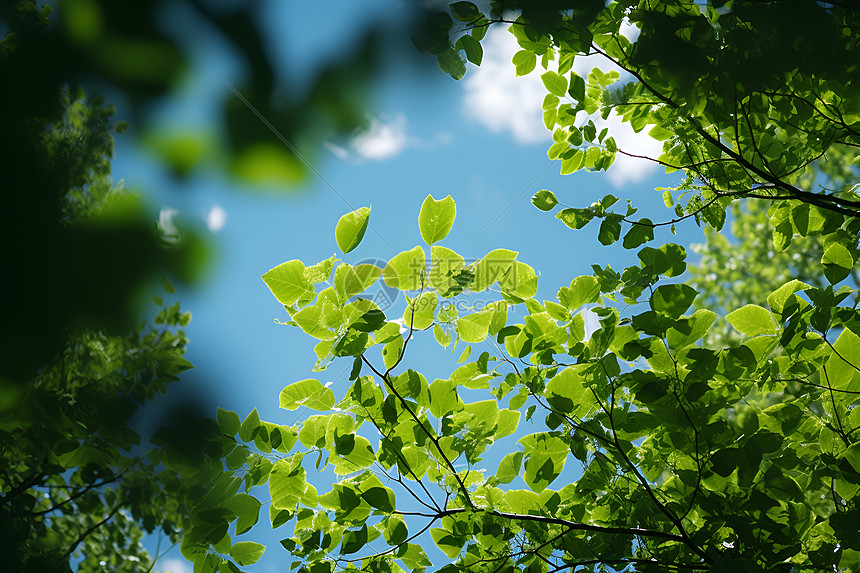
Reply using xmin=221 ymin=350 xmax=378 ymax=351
xmin=462 ymin=26 xmax=549 ymax=145
xmin=600 ymin=114 xmax=663 ymax=187
xmin=205 ymin=204 xmax=227 ymax=232
xmin=155 ymin=558 xmax=192 ymax=573
xmin=326 ymin=113 xmax=410 ymax=162
xmin=461 ymin=24 xmax=662 ymax=185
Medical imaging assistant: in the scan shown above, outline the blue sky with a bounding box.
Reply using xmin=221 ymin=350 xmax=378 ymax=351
xmin=110 ymin=1 xmax=706 ymax=570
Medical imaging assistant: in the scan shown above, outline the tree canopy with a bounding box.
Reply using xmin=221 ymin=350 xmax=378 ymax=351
xmin=1 ymin=1 xmax=401 ymax=569
xmin=171 ymin=2 xmax=860 ymax=572
xmin=5 ymin=1 xmax=860 ymax=572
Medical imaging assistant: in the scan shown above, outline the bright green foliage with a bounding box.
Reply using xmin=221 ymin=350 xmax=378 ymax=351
xmin=418 ymin=195 xmax=457 ymax=245
xmin=336 ymin=207 xmax=371 ymax=254
xmin=280 ymin=379 xmax=336 ymax=412
xmin=171 ymin=3 xmax=860 ymax=572
xmin=180 ymin=177 xmax=859 ymax=573
xmin=263 ymin=260 xmax=315 ymax=306
xmin=160 ymin=1 xmax=860 ymax=573
xmin=414 ymin=0 xmax=860 ymax=247
xmin=531 ymin=189 xmax=558 ymax=211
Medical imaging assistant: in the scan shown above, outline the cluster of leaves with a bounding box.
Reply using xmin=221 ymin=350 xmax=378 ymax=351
xmin=0 ymin=2 xmax=203 ymax=386
xmin=0 ymin=0 xmax=401 ymax=386
xmin=689 ymin=144 xmax=860 ymax=343
xmin=174 ymin=187 xmax=860 ymax=572
xmin=2 ymin=7 xmax=218 ymax=570
xmin=170 ymin=2 xmax=860 ymax=573
xmin=0 ymin=291 xmax=201 ymax=572
xmin=418 ymin=0 xmax=860 ymax=230
xmin=0 ymin=66 xmax=229 ymax=569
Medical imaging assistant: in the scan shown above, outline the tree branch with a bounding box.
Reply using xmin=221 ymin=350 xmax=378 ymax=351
xmin=64 ymin=504 xmax=121 ymax=558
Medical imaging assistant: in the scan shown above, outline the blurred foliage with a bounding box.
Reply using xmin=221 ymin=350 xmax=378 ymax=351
xmin=166 ymin=2 xmax=860 ymax=572
xmin=1 ymin=4 xmax=195 ymax=386
xmin=1 ymin=294 xmax=186 ymax=572
xmin=690 ymin=144 xmax=860 ymax=343
xmin=0 ymin=0 xmax=399 ymax=383
xmin=0 ymin=0 xmax=419 ymax=570
xmin=0 ymin=62 xmax=216 ymax=573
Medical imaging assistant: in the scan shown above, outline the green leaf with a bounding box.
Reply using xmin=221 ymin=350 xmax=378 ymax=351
xmin=382 ymin=335 xmax=404 ymax=370
xmin=826 ymin=326 xmax=860 ymax=388
xmin=429 ymin=378 xmax=463 ymax=417
xmin=225 ymin=494 xmax=262 ymax=536
xmin=342 ymin=525 xmax=369 ymax=555
xmin=360 ymin=485 xmax=396 ymax=512
xmin=767 ymin=279 xmax=811 ymax=314
xmin=335 ymin=263 xmax=383 ymax=302
xmin=597 ymin=214 xmax=623 ymax=246
xmin=496 ymin=408 xmax=521 ymax=438
xmin=496 ymin=451 xmax=523 ymax=483
xmin=457 ymin=308 xmax=494 ymax=343
xmin=726 ymin=304 xmax=778 ymax=336
xmin=450 ymin=1 xmax=480 ymax=21
xmin=512 ymin=50 xmax=536 ymax=76
xmin=545 ymin=366 xmax=588 ymax=416
xmin=429 ymin=245 xmax=467 ymax=295
xmin=519 ymin=432 xmax=569 ymax=492
xmin=541 ymin=71 xmax=568 ymax=97
xmin=403 ymin=291 xmax=438 ymax=330
xmin=434 ymin=323 xmax=451 ymax=347
xmin=399 ymin=544 xmax=432 ymax=568
xmin=291 ymin=298 xmax=339 ymax=341
xmin=471 ymin=248 xmax=517 ymax=292
xmin=238 ymin=409 xmax=261 ymax=442
xmin=383 ymin=515 xmax=408 ymax=546
xmin=334 ymin=434 xmax=376 ymax=472
xmin=622 ymin=218 xmax=654 ymax=249
xmin=499 ymin=260 xmax=538 ymax=302
xmin=556 ymin=207 xmax=593 ymax=229
xmin=638 ymin=243 xmax=687 ymax=277
xmin=822 ymin=242 xmax=853 ymax=284
xmin=418 ymin=194 xmax=457 ymax=245
xmin=304 ymin=254 xmax=337 ymax=283
xmin=262 ymin=260 xmax=313 ymax=306
xmin=531 ymin=189 xmax=558 ymax=211
xmin=430 ymin=528 xmax=464 ymax=559
xmin=558 ymin=276 xmax=600 ymax=310
xmin=650 ymin=284 xmax=697 ymax=319
xmin=455 ymin=34 xmax=482 ymax=66
xmin=560 ymin=148 xmax=585 ymax=174
xmin=383 ymin=246 xmax=426 ymax=291
xmin=666 ymin=309 xmax=717 ymax=350
xmin=269 ymin=457 xmax=307 ymax=510
xmin=279 ymin=379 xmax=335 ymax=411
xmin=217 ymin=408 xmax=241 ymax=436
xmin=335 ymin=206 xmax=371 ymax=254
xmin=438 ymin=48 xmax=466 ymax=80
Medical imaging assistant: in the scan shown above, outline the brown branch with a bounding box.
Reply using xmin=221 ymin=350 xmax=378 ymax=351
xmin=587 ymin=42 xmax=860 ymax=218
xmin=338 ymin=510 xmax=438 ymax=564
xmin=822 ymin=365 xmax=848 ymax=444
xmin=546 ymin=557 xmax=710 ymax=572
